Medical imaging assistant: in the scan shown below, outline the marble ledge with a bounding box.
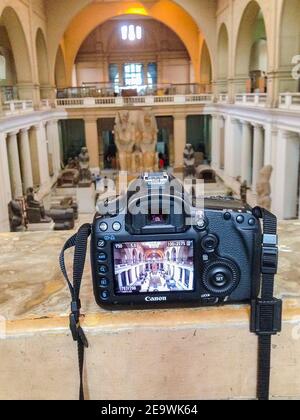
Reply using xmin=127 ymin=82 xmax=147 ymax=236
xmin=0 ymin=220 xmax=299 ymax=336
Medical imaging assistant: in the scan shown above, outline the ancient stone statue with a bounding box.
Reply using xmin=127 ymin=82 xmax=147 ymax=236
xmin=26 ymin=188 xmax=52 ymax=224
xmin=8 ymin=200 xmax=26 ymax=232
xmin=138 ymin=111 xmax=158 ymax=172
xmin=240 ymin=181 xmax=250 ymax=205
xmin=78 ymin=147 xmax=92 ymax=187
xmin=256 ymin=165 xmax=273 ymax=210
xmin=184 ymin=144 xmax=196 ymax=177
xmin=114 ymin=111 xmax=136 ymax=171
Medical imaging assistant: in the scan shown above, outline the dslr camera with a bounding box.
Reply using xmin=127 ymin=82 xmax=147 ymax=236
xmin=91 ymin=173 xmax=263 ymax=309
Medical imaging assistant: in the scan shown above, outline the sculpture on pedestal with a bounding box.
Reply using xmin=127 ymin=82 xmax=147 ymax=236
xmin=8 ymin=200 xmax=26 ymax=232
xmin=26 ymin=188 xmax=52 ymax=224
xmin=114 ymin=110 xmax=158 ymax=172
xmin=240 ymin=181 xmax=250 ymax=205
xmin=138 ymin=111 xmax=158 ymax=172
xmin=183 ymin=144 xmax=196 ymax=177
xmin=78 ymin=147 xmax=92 ymax=187
xmin=256 ymin=165 xmax=273 ymax=211
xmin=114 ymin=111 xmax=136 ymax=172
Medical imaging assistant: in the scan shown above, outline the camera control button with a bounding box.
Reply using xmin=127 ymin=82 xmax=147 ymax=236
xmin=212 ymin=273 xmax=227 ymax=288
xmin=97 ymin=239 xmax=106 ymax=248
xmin=224 ymin=212 xmax=232 ymax=221
xmin=99 ymin=265 xmax=109 ymax=274
xmin=99 ymin=278 xmax=109 ymax=288
xmin=248 ymin=218 xmax=256 ymax=226
xmin=236 ymin=215 xmax=245 ymax=224
xmin=201 ymin=235 xmax=219 ymax=253
xmin=99 ymin=222 xmax=108 ymax=232
xmin=97 ymin=252 xmax=107 ymax=262
xmin=100 ymin=290 xmax=110 ymax=300
xmin=112 ymin=222 xmax=122 ymax=232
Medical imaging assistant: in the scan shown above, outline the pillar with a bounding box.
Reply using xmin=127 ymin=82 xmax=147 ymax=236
xmin=273 ymin=130 xmax=300 ymax=220
xmin=19 ymin=129 xmax=34 ymax=191
xmin=31 ymin=124 xmax=51 ymax=192
xmin=224 ymin=117 xmax=242 ymax=179
xmin=252 ymin=124 xmax=265 ymax=190
xmin=211 ymin=115 xmax=221 ymax=170
xmin=241 ymin=121 xmax=253 ymax=186
xmin=7 ymin=131 xmax=23 ymax=198
xmin=0 ymin=132 xmax=12 ymax=231
xmin=173 ymin=113 xmax=187 ymax=170
xmin=46 ymin=120 xmax=61 ymax=177
xmin=84 ymin=118 xmax=100 ymax=171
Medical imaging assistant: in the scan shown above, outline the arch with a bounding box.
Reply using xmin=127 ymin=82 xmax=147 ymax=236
xmin=55 ymin=45 xmax=68 ymax=88
xmin=279 ymin=0 xmax=300 ymax=91
xmin=36 ymin=29 xmax=50 ymax=94
xmin=59 ymin=1 xmax=204 ymax=85
xmin=235 ymin=1 xmax=268 ymax=92
xmin=199 ymin=40 xmax=212 ymax=92
xmin=217 ymin=23 xmax=229 ymax=81
xmin=0 ymin=7 xmax=32 ymax=85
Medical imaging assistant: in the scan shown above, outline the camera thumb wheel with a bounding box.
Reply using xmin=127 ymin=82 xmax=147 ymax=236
xmin=202 ymin=259 xmax=240 ymax=297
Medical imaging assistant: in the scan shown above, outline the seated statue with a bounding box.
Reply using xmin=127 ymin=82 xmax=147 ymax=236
xmin=49 ymin=197 xmax=78 ymax=220
xmin=26 ymin=188 xmax=52 ymax=224
xmin=8 ymin=200 xmax=26 ymax=232
xmin=57 ymin=169 xmax=80 ymax=188
xmin=79 ymin=147 xmax=92 ymax=187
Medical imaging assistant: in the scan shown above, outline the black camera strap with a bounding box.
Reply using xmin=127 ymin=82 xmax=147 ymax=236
xmin=251 ymin=207 xmax=282 ymax=401
xmin=59 ymin=223 xmax=92 ymax=401
xmin=60 ymin=209 xmax=282 ymax=401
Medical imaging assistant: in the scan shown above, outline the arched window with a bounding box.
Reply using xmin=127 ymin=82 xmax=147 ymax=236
xmin=121 ymin=25 xmax=143 ymax=41
xmin=0 ymin=55 xmax=6 ymax=80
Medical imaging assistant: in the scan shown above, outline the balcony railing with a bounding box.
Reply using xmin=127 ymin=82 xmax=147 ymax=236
xmin=279 ymin=93 xmax=300 ymax=110
xmin=235 ymin=93 xmax=267 ymax=107
xmin=2 ymin=100 xmax=34 ymax=116
xmin=56 ymin=83 xmax=211 ymax=99
xmin=56 ymin=94 xmax=213 ymax=108
xmin=218 ymin=94 xmax=229 ymax=104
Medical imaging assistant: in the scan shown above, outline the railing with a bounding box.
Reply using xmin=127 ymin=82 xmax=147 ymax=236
xmin=218 ymin=94 xmax=229 ymax=104
xmin=2 ymin=100 xmax=34 ymax=116
xmin=279 ymin=93 xmax=300 ymax=110
xmin=235 ymin=93 xmax=267 ymax=107
xmin=56 ymin=94 xmax=214 ymax=108
xmin=56 ymin=83 xmax=211 ymax=99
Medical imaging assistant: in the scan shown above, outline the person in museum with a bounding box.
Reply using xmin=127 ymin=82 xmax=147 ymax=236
xmin=0 ymin=0 xmax=300 ymax=402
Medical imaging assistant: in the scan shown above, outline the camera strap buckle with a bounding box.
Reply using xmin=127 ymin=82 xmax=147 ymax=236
xmin=251 ymin=298 xmax=282 ymax=336
xmin=262 ymin=234 xmax=278 ymax=275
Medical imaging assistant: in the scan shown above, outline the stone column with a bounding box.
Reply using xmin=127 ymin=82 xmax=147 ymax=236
xmin=273 ymin=130 xmax=300 ymax=220
xmin=211 ymin=115 xmax=221 ymax=170
xmin=31 ymin=124 xmax=51 ymax=193
xmin=224 ymin=117 xmax=242 ymax=178
xmin=0 ymin=132 xmax=12 ymax=231
xmin=240 ymin=121 xmax=253 ymax=186
xmin=173 ymin=113 xmax=187 ymax=170
xmin=143 ymin=62 xmax=148 ymax=86
xmin=19 ymin=129 xmax=34 ymax=191
xmin=46 ymin=120 xmax=61 ymax=177
xmin=84 ymin=118 xmax=100 ymax=171
xmin=7 ymin=131 xmax=23 ymax=198
xmin=252 ymin=124 xmax=265 ymax=190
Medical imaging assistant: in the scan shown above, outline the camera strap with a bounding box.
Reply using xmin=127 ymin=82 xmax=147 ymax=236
xmin=59 ymin=208 xmax=282 ymax=401
xmin=251 ymin=207 xmax=282 ymax=401
xmin=59 ymin=223 xmax=92 ymax=401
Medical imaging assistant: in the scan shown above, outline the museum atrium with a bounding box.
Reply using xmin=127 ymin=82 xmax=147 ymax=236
xmin=0 ymin=0 xmax=300 ymax=229
xmin=1 ymin=0 xmax=300 ymax=401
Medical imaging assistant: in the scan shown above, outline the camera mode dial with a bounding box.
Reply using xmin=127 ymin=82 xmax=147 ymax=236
xmin=202 ymin=259 xmax=240 ymax=297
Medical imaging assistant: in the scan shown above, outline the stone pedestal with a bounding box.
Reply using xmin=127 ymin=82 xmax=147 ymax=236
xmin=76 ymin=185 xmax=96 ymax=214
xmin=0 ymin=222 xmax=299 ymax=399
xmin=27 ymin=221 xmax=55 ymax=232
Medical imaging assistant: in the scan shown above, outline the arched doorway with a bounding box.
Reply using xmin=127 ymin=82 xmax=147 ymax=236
xmin=199 ymin=41 xmax=212 ymax=93
xmin=55 ymin=46 xmax=68 ymax=90
xmin=279 ymin=0 xmax=300 ymax=92
xmin=235 ymin=1 xmax=268 ymax=94
xmin=0 ymin=7 xmax=32 ymax=100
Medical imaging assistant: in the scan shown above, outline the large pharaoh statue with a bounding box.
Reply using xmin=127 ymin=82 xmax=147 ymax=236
xmin=114 ymin=111 xmax=136 ymax=171
xmin=137 ymin=111 xmax=158 ymax=172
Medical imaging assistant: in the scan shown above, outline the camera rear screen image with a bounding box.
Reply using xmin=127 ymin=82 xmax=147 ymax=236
xmin=113 ymin=240 xmax=194 ymax=294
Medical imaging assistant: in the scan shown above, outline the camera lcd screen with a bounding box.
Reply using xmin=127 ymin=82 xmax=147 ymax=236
xmin=113 ymin=240 xmax=194 ymax=295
